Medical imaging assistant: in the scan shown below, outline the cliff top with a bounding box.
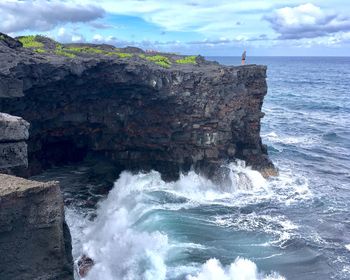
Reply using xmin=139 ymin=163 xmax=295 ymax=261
xmin=0 ymin=173 xmax=57 ymax=197
xmin=0 ymin=33 xmax=221 ymax=71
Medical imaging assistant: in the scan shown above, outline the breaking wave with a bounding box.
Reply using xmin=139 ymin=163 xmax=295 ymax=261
xmin=64 ymin=160 xmax=313 ymax=279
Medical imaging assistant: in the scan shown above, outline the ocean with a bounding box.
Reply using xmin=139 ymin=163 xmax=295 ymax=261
xmin=57 ymin=57 xmax=350 ymax=279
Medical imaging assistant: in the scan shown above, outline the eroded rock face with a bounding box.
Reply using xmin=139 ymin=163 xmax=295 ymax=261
xmin=0 ymin=34 xmax=276 ymax=180
xmin=0 ymin=113 xmax=29 ymax=173
xmin=0 ymin=174 xmax=73 ymax=280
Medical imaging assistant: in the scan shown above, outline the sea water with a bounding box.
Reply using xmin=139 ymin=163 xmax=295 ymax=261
xmin=65 ymin=57 xmax=350 ymax=280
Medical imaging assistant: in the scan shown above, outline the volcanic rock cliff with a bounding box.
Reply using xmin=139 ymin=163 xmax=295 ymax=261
xmin=0 ymin=33 xmax=276 ymax=181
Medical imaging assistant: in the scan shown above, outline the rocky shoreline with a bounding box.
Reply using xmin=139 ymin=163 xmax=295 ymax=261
xmin=0 ymin=33 xmax=276 ymax=279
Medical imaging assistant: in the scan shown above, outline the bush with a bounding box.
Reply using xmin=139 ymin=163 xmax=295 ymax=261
xmin=106 ymin=52 xmax=133 ymax=58
xmin=18 ymin=35 xmax=44 ymax=48
xmin=65 ymin=46 xmax=105 ymax=54
xmin=176 ymin=55 xmax=197 ymax=64
xmin=54 ymin=49 xmax=76 ymax=58
xmin=139 ymin=54 xmax=172 ymax=68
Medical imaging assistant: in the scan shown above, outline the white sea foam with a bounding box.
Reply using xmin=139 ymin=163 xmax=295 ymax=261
xmin=345 ymin=244 xmax=350 ymax=251
xmin=263 ymin=131 xmax=319 ymax=147
xmin=186 ymin=258 xmax=285 ymax=280
xmin=80 ymin=172 xmax=169 ymax=280
xmin=214 ymin=212 xmax=298 ymax=247
xmin=65 ymin=160 xmax=309 ymax=279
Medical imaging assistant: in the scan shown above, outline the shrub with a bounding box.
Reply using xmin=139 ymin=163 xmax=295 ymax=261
xmin=116 ymin=52 xmax=133 ymax=58
xmin=176 ymin=55 xmax=197 ymax=64
xmin=65 ymin=46 xmax=105 ymax=54
xmin=18 ymin=35 xmax=44 ymax=48
xmin=139 ymin=54 xmax=172 ymax=68
xmin=54 ymin=49 xmax=76 ymax=58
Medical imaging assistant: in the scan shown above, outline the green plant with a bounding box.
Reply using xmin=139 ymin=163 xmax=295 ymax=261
xmin=34 ymin=48 xmax=46 ymax=53
xmin=0 ymin=34 xmax=5 ymax=40
xmin=115 ymin=52 xmax=133 ymax=58
xmin=64 ymin=46 xmax=104 ymax=54
xmin=18 ymin=35 xmax=44 ymax=48
xmin=139 ymin=54 xmax=172 ymax=68
xmin=54 ymin=49 xmax=76 ymax=58
xmin=176 ymin=55 xmax=197 ymax=64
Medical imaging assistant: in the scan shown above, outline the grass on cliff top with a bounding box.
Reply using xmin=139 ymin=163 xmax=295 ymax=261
xmin=139 ymin=54 xmax=171 ymax=68
xmin=18 ymin=35 xmax=44 ymax=48
xmin=56 ymin=45 xmax=133 ymax=58
xmin=0 ymin=34 xmax=5 ymax=40
xmin=106 ymin=52 xmax=133 ymax=58
xmin=176 ymin=55 xmax=197 ymax=64
xmin=54 ymin=44 xmax=76 ymax=58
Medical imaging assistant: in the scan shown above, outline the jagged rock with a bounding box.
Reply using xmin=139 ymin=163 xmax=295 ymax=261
xmin=0 ymin=174 xmax=73 ymax=280
xmin=0 ymin=33 xmax=276 ymax=180
xmin=77 ymin=255 xmax=94 ymax=278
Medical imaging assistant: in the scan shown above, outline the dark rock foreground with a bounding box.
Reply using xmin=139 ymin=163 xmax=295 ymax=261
xmin=0 ymin=33 xmax=276 ymax=180
xmin=0 ymin=174 xmax=73 ymax=280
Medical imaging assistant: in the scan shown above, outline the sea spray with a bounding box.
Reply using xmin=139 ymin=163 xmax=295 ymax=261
xmin=186 ymin=258 xmax=285 ymax=280
xmin=66 ymin=161 xmax=298 ymax=279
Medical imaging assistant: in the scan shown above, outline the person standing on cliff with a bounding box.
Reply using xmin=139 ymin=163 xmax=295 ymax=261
xmin=241 ymin=50 xmax=246 ymax=65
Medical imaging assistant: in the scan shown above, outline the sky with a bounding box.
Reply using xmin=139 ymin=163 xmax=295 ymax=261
xmin=1 ymin=0 xmax=350 ymax=56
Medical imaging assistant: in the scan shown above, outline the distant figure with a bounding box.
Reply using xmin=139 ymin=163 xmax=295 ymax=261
xmin=241 ymin=50 xmax=246 ymax=65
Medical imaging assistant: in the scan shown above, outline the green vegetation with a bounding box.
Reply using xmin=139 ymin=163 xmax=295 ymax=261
xmin=116 ymin=52 xmax=133 ymax=58
xmin=14 ymin=35 xmax=134 ymax=60
xmin=0 ymin=34 xmax=5 ymax=40
xmin=176 ymin=55 xmax=197 ymax=64
xmin=34 ymin=48 xmax=46 ymax=54
xmin=18 ymin=35 xmax=44 ymax=48
xmin=106 ymin=52 xmax=133 ymax=58
xmin=64 ymin=46 xmax=104 ymax=54
xmin=54 ymin=49 xmax=76 ymax=58
xmin=58 ymin=46 xmax=133 ymax=58
xmin=139 ymin=54 xmax=172 ymax=68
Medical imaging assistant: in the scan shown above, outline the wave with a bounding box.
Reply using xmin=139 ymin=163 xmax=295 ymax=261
xmin=64 ymin=160 xmax=312 ymax=279
xmin=187 ymin=258 xmax=285 ymax=280
xmin=262 ymin=132 xmax=319 ymax=147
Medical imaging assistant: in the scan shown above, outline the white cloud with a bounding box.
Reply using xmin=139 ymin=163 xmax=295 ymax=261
xmin=75 ymin=0 xmax=274 ymax=36
xmin=0 ymin=0 xmax=104 ymax=33
xmin=56 ymin=27 xmax=86 ymax=43
xmin=265 ymin=3 xmax=350 ymax=39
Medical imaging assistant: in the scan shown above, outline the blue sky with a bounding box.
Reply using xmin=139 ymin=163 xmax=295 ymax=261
xmin=1 ymin=0 xmax=350 ymax=55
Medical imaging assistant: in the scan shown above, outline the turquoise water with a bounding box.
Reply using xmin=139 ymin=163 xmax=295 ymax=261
xmin=66 ymin=57 xmax=350 ymax=280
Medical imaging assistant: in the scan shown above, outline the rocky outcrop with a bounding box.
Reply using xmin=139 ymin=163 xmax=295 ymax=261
xmin=0 ymin=174 xmax=73 ymax=280
xmin=0 ymin=112 xmax=29 ymax=173
xmin=0 ymin=34 xmax=276 ymax=180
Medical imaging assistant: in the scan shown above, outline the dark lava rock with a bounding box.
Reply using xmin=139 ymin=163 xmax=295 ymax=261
xmin=0 ymin=33 xmax=276 ymax=180
xmin=0 ymin=174 xmax=73 ymax=280
xmin=77 ymin=255 xmax=94 ymax=278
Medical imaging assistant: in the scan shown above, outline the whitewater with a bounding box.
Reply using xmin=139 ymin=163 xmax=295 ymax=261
xmin=66 ymin=162 xmax=298 ymax=280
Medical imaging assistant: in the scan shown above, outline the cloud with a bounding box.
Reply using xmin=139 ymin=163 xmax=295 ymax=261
xmin=265 ymin=3 xmax=350 ymax=39
xmin=82 ymin=0 xmax=273 ymax=36
xmin=56 ymin=27 xmax=86 ymax=43
xmin=0 ymin=0 xmax=105 ymax=33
